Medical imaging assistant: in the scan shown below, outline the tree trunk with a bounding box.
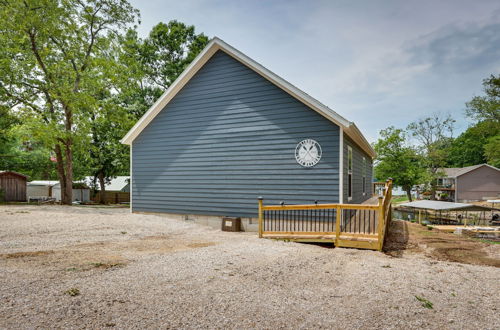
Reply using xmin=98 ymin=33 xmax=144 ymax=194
xmin=430 ymin=183 xmax=436 ymax=201
xmin=63 ymin=141 xmax=73 ymax=205
xmin=406 ymin=188 xmax=413 ymax=202
xmin=54 ymin=142 xmax=73 ymax=205
xmin=98 ymin=171 xmax=106 ymax=204
xmin=54 ymin=145 xmax=67 ymax=204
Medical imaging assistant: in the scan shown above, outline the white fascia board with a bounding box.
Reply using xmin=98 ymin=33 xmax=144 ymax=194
xmin=344 ymin=124 xmax=376 ymax=159
xmin=121 ymin=37 xmax=374 ymax=159
xmin=339 ymin=127 xmax=344 ymax=204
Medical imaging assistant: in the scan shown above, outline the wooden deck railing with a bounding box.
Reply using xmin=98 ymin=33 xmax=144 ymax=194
xmin=258 ymin=179 xmax=393 ymax=251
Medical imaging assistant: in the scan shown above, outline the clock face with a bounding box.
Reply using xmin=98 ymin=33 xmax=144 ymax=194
xmin=295 ymin=139 xmax=322 ymax=167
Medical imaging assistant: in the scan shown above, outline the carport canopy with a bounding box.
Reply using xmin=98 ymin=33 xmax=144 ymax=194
xmin=399 ymin=200 xmax=498 ymax=212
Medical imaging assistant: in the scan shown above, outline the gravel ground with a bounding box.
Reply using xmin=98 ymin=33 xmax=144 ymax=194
xmin=0 ymin=205 xmax=499 ymax=329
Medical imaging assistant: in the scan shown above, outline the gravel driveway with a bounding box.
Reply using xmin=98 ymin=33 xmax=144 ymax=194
xmin=1 ymin=205 xmax=499 ymax=329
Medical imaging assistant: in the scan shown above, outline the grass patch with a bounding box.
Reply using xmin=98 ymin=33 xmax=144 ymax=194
xmin=65 ymin=288 xmax=80 ymax=296
xmin=472 ymin=238 xmax=500 ymax=245
xmin=415 ymin=295 xmax=433 ymax=309
xmin=89 ymin=262 xmax=125 ymax=269
xmin=392 ymin=196 xmax=409 ymax=204
xmin=120 ymin=231 xmax=127 ymax=235
xmin=381 ymin=265 xmax=391 ymax=268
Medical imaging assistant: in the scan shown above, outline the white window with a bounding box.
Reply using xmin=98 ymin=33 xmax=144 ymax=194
xmin=362 ymin=156 xmax=366 ymax=196
xmin=348 ymin=146 xmax=353 ymax=201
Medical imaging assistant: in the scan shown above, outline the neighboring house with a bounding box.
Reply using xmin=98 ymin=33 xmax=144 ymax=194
xmin=436 ymin=164 xmax=500 ymax=202
xmin=26 ymin=180 xmax=58 ymax=199
xmin=0 ymin=171 xmax=27 ymax=202
xmin=121 ymin=37 xmax=375 ymax=224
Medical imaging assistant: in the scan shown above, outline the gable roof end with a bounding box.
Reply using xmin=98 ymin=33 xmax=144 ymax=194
xmin=121 ymin=37 xmax=376 ymax=158
xmin=441 ymin=164 xmax=500 ymax=178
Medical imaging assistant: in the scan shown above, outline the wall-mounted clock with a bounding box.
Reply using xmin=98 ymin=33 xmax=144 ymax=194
xmin=295 ymin=139 xmax=322 ymax=167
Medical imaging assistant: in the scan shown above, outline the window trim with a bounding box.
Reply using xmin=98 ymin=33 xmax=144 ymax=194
xmin=362 ymin=156 xmax=366 ymax=196
xmin=347 ymin=146 xmax=353 ymax=201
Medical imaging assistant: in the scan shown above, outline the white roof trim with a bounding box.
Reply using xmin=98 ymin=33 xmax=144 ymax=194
xmin=121 ymin=37 xmax=376 ymax=158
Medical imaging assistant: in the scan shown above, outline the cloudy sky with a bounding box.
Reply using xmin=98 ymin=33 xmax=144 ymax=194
xmin=130 ymin=0 xmax=500 ymax=142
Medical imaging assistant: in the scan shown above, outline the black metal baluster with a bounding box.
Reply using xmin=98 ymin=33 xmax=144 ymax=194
xmin=264 ymin=210 xmax=266 ymax=232
xmin=279 ymin=210 xmax=282 ymax=232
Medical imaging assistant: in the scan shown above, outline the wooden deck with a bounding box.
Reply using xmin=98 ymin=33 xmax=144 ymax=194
xmin=258 ymin=180 xmax=393 ymax=251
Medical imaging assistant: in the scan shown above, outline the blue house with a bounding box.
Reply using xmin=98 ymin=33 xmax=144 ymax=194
xmin=121 ymin=38 xmax=375 ymax=226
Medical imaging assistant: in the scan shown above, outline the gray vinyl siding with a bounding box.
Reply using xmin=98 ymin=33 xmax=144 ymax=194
xmin=343 ymin=134 xmax=373 ymax=204
xmin=132 ymin=50 xmax=340 ymax=218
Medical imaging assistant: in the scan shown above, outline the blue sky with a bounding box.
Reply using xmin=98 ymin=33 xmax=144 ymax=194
xmin=130 ymin=0 xmax=500 ymax=142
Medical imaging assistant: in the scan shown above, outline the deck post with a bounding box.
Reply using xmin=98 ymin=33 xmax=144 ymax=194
xmin=335 ymin=206 xmax=341 ymax=245
xmin=377 ymin=196 xmax=384 ymax=251
xmin=258 ymin=197 xmax=263 ymax=238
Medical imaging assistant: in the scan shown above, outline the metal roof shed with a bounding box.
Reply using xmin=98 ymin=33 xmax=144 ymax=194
xmin=399 ymin=200 xmax=497 ymax=212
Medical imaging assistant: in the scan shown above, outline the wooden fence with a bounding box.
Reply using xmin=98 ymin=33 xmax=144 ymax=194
xmin=258 ymin=179 xmax=393 ymax=251
xmin=91 ymin=191 xmax=130 ymax=204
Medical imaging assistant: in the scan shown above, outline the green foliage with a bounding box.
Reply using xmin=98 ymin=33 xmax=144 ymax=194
xmin=141 ymin=20 xmax=209 ymax=91
xmin=462 ymin=75 xmax=500 ymax=167
xmin=64 ymin=288 xmax=80 ymax=296
xmin=374 ymin=127 xmax=423 ymax=201
xmin=466 ymin=75 xmax=500 ymax=124
xmin=484 ymin=135 xmax=500 ymax=168
xmin=415 ymin=295 xmax=433 ymax=309
xmin=116 ymin=21 xmax=209 ymax=120
xmin=0 ymin=0 xmax=138 ymax=203
xmin=407 ymin=114 xmax=455 ymax=198
xmin=447 ymin=121 xmax=498 ymax=167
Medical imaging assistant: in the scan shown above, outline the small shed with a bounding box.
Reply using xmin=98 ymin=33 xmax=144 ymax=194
xmin=52 ymin=182 xmax=91 ymax=203
xmin=26 ymin=180 xmax=58 ymax=200
xmin=0 ymin=171 xmax=27 ymax=202
xmin=398 ymin=200 xmax=499 ymax=226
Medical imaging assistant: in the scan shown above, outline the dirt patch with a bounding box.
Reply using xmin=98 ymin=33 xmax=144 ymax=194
xmin=385 ymin=220 xmax=500 ymax=267
xmin=187 ymin=242 xmax=217 ymax=248
xmin=1 ymin=250 xmax=54 ymax=259
xmin=0 ymin=234 xmax=217 ymax=272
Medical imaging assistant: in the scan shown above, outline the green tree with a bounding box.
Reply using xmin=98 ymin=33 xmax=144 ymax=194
xmin=0 ymin=0 xmax=138 ymax=204
xmin=374 ymin=127 xmax=423 ymax=202
xmin=407 ymin=114 xmax=455 ymax=200
xmin=447 ymin=121 xmax=498 ymax=167
xmin=466 ymin=75 xmax=500 ymax=123
xmin=0 ymin=107 xmax=19 ymax=172
xmin=85 ymin=91 xmax=133 ymax=203
xmin=464 ymin=75 xmax=500 ymax=167
xmin=484 ymin=135 xmax=500 ymax=168
xmin=141 ymin=20 xmax=209 ymax=92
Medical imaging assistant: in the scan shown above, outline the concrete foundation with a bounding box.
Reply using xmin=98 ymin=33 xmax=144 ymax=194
xmin=134 ymin=211 xmax=259 ymax=232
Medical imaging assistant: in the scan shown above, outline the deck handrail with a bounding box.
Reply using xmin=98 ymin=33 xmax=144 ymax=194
xmin=258 ymin=179 xmax=393 ymax=251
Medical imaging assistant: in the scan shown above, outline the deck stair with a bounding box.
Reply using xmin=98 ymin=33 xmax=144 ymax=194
xmin=258 ymin=179 xmax=393 ymax=251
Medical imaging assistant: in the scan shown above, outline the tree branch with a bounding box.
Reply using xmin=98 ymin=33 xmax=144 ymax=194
xmin=27 ymin=28 xmax=53 ymax=84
